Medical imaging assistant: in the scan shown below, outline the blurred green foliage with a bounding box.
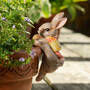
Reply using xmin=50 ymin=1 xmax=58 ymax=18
xmin=50 ymin=0 xmax=87 ymax=20
xmin=30 ymin=0 xmax=51 ymax=22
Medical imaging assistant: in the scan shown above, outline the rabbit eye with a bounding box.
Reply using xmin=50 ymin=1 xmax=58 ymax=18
xmin=45 ymin=28 xmax=49 ymax=31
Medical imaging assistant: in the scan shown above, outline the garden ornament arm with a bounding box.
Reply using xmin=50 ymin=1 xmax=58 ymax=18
xmin=33 ymin=12 xmax=67 ymax=81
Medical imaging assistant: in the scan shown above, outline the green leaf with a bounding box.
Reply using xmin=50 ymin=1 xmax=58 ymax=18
xmin=2 ymin=0 xmax=7 ymax=2
xmin=68 ymin=6 xmax=77 ymax=20
xmin=40 ymin=0 xmax=51 ymax=18
xmin=75 ymin=4 xmax=85 ymax=13
xmin=20 ymin=0 xmax=25 ymax=3
xmin=63 ymin=0 xmax=72 ymax=4
xmin=26 ymin=0 xmax=32 ymax=3
xmin=27 ymin=22 xmax=35 ymax=28
xmin=60 ymin=5 xmax=67 ymax=10
xmin=73 ymin=0 xmax=87 ymax=2
xmin=25 ymin=57 xmax=31 ymax=64
xmin=28 ymin=6 xmax=41 ymax=23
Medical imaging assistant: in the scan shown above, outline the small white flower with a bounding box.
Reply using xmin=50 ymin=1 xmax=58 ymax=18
xmin=30 ymin=50 xmax=36 ymax=59
xmin=24 ymin=17 xmax=31 ymax=22
xmin=2 ymin=17 xmax=6 ymax=21
xmin=12 ymin=25 xmax=16 ymax=29
xmin=19 ymin=57 xmax=25 ymax=62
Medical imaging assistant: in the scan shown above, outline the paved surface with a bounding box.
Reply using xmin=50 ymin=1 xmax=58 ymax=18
xmin=32 ymin=28 xmax=90 ymax=90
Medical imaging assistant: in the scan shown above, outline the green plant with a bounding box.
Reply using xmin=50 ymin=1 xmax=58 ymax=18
xmin=50 ymin=0 xmax=87 ymax=20
xmin=29 ymin=0 xmax=51 ymax=22
xmin=0 ymin=0 xmax=34 ymax=66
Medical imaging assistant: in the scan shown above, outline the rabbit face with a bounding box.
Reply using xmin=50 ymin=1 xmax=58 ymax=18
xmin=38 ymin=23 xmax=51 ymax=37
xmin=38 ymin=12 xmax=67 ymax=38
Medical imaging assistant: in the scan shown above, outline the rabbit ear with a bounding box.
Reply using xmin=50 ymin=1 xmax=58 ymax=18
xmin=51 ymin=12 xmax=64 ymax=29
xmin=56 ymin=17 xmax=67 ymax=30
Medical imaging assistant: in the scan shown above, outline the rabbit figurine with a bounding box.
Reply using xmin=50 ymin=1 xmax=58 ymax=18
xmin=33 ymin=12 xmax=67 ymax=81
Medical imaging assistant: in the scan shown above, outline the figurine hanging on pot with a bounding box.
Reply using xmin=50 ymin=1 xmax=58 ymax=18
xmin=33 ymin=12 xmax=67 ymax=81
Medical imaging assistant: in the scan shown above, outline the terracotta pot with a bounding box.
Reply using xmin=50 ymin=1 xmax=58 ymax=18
xmin=0 ymin=47 xmax=42 ymax=90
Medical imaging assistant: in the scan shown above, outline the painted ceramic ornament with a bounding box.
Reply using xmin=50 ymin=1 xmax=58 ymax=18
xmin=46 ymin=36 xmax=61 ymax=52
